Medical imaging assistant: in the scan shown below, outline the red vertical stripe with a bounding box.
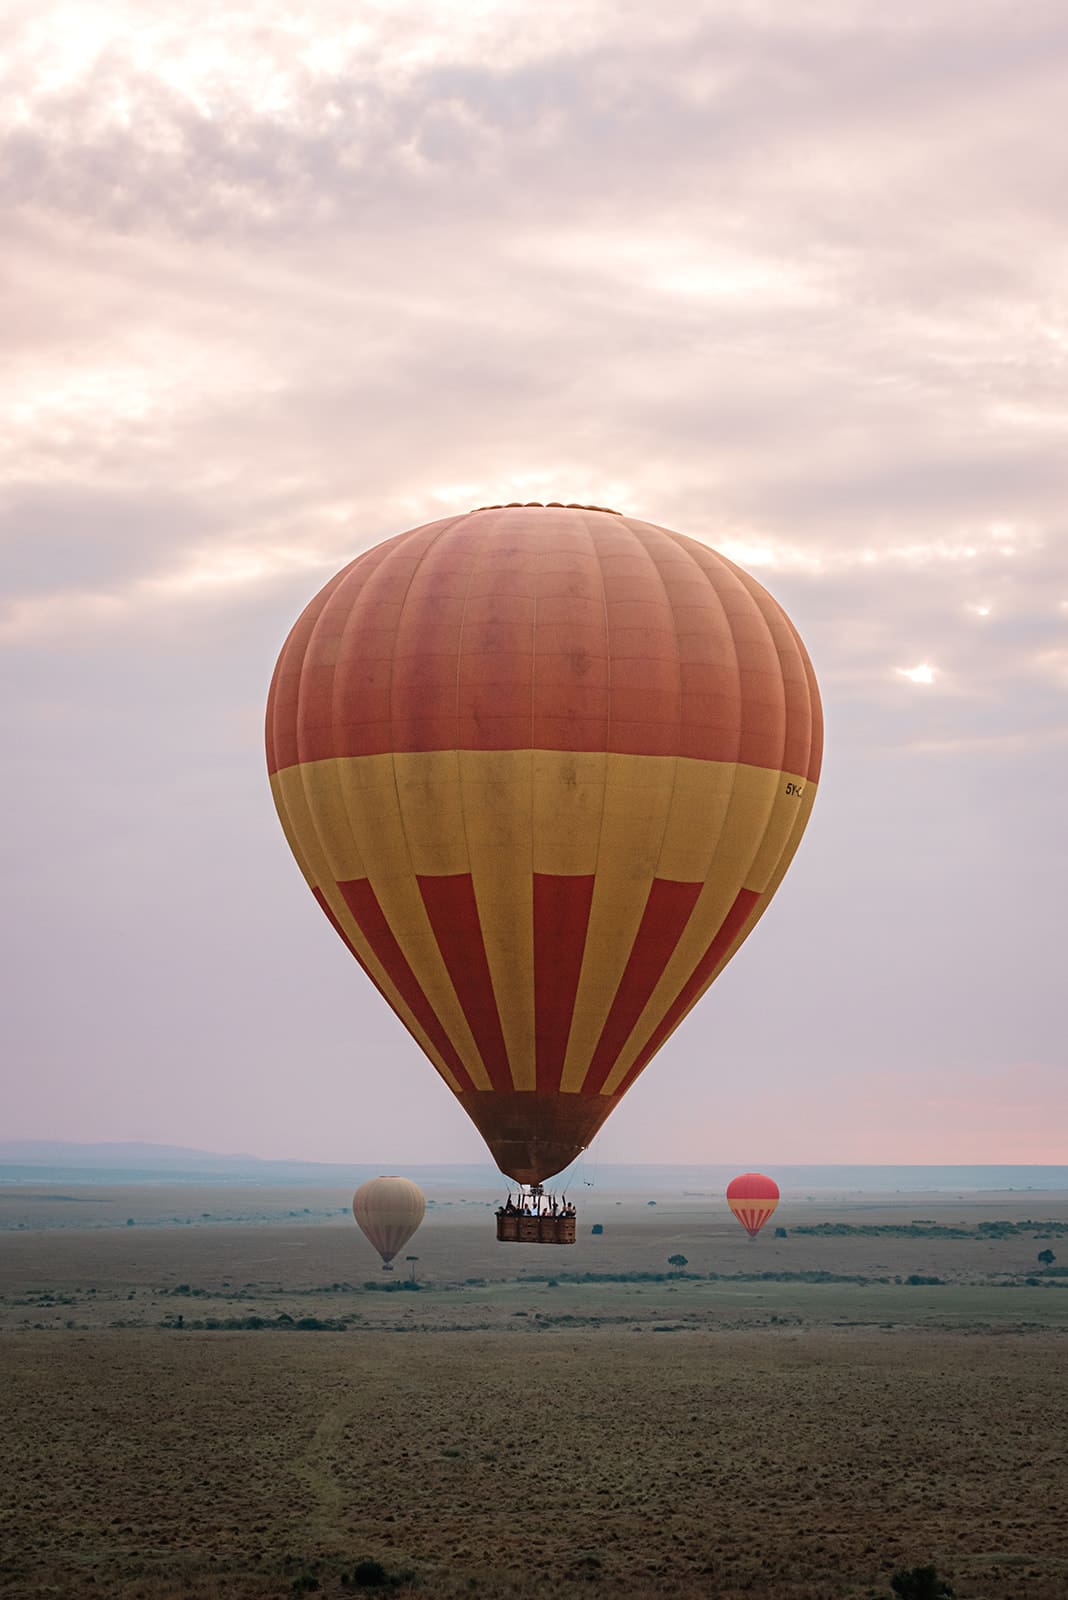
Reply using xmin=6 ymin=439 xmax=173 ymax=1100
xmin=614 ymin=887 xmax=761 ymax=1096
xmin=417 ymin=873 xmax=513 ymax=1092
xmin=733 ymin=1204 xmax=775 ymax=1237
xmin=334 ymin=878 xmax=477 ymax=1093
xmin=533 ymin=873 xmax=596 ymax=1092
xmin=582 ymin=878 xmax=704 ymax=1095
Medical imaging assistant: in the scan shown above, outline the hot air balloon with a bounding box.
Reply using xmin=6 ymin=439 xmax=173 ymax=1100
xmin=267 ymin=504 xmax=822 ymax=1229
xmin=352 ymin=1175 xmax=426 ymax=1270
xmin=726 ymin=1172 xmax=780 ymax=1238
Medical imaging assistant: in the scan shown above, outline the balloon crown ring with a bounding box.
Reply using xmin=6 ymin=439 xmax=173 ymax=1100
xmin=471 ymin=501 xmax=622 ymax=514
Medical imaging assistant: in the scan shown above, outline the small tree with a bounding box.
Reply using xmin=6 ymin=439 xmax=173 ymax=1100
xmin=774 ymin=1226 xmax=788 ymax=1239
xmin=890 ymin=1563 xmax=955 ymax=1599
xmin=348 ymin=1558 xmax=388 ymax=1588
xmin=667 ymin=1254 xmax=688 ymax=1274
xmin=1037 ymin=1248 xmax=1056 ymax=1267
xmin=405 ymin=1255 xmax=419 ymax=1283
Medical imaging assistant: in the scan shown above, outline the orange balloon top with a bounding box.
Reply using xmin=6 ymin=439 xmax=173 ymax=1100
xmin=726 ymin=1172 xmax=780 ymax=1201
xmin=266 ymin=505 xmax=822 ymax=779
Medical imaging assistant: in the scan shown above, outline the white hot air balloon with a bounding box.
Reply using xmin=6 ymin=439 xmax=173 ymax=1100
xmin=352 ymin=1176 xmax=426 ymax=1270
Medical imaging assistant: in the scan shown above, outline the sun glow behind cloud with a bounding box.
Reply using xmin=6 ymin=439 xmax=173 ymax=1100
xmin=896 ymin=663 xmax=936 ymax=685
xmin=0 ymin=0 xmax=650 ymax=137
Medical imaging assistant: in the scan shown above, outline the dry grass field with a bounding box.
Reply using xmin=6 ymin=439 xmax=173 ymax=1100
xmin=1 ymin=1186 xmax=1066 ymax=1599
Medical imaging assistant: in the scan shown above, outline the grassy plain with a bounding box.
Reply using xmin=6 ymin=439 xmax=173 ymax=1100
xmin=1 ymin=1185 xmax=1066 ymax=1600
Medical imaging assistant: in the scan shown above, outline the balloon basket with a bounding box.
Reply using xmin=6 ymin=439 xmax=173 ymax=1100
xmin=495 ymin=1186 xmax=576 ymax=1245
xmin=381 ymin=1262 xmax=395 ymax=1271
xmin=495 ymin=1216 xmax=575 ymax=1241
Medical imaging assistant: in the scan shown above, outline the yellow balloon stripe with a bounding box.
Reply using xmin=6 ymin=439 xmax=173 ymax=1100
xmin=457 ymin=749 xmax=537 ymax=1091
xmin=343 ymin=759 xmax=492 ymax=1086
xmin=272 ymin=750 xmax=817 ymax=1103
xmin=531 ymin=750 xmax=607 ymax=876
xmin=558 ymin=752 xmax=680 ymax=1092
xmin=271 ymin=766 xmax=471 ymax=1094
xmin=602 ymin=774 xmax=817 ymax=1091
xmin=596 ymin=763 xmax=781 ymax=1096
xmin=696 ymin=780 xmax=818 ymax=996
xmin=393 ymin=750 xmax=470 ymax=875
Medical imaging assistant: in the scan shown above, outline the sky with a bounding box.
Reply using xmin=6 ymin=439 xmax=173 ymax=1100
xmin=3 ymin=0 xmax=1066 ymax=1167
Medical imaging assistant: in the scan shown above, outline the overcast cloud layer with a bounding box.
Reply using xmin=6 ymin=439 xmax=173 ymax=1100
xmin=3 ymin=0 xmax=1065 ymax=1166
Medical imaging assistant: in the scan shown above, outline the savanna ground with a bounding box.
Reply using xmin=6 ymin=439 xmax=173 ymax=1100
xmin=1 ymin=1185 xmax=1066 ymax=1600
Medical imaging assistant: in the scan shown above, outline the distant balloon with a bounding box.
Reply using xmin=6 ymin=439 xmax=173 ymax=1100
xmin=726 ymin=1172 xmax=779 ymax=1238
xmin=352 ymin=1176 xmax=425 ymax=1270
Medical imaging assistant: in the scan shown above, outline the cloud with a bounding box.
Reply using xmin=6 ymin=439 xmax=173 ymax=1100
xmin=2 ymin=0 xmax=1066 ymax=1159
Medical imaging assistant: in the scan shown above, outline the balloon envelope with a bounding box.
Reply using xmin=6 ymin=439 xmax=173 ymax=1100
xmin=726 ymin=1172 xmax=780 ymax=1237
xmin=352 ymin=1175 xmax=426 ymax=1265
xmin=268 ymin=505 xmax=822 ymax=1182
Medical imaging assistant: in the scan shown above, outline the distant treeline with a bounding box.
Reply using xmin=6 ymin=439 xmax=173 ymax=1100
xmin=159 ymin=1313 xmax=357 ymax=1330
xmin=792 ymin=1220 xmax=1068 ymax=1238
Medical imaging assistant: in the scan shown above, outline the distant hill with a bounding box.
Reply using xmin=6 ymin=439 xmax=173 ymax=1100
xmin=1 ymin=1142 xmax=1066 ymax=1193
xmin=0 ymin=1140 xmax=265 ymax=1168
xmin=0 ymin=1140 xmax=486 ymax=1187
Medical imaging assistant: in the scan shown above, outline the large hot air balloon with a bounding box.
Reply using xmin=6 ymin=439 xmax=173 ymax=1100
xmin=267 ymin=504 xmax=822 ymax=1189
xmin=352 ymin=1175 xmax=426 ymax=1270
xmin=726 ymin=1172 xmax=780 ymax=1238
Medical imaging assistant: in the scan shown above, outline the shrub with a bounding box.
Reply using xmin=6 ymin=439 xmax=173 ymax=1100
xmin=890 ymin=1563 xmax=955 ymax=1599
xmin=349 ymin=1559 xmax=388 ymax=1588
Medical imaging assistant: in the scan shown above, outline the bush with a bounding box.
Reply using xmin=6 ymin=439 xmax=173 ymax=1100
xmin=890 ymin=1563 xmax=955 ymax=1599
xmin=343 ymin=1566 xmax=415 ymax=1590
xmin=794 ymin=1223 xmax=970 ymax=1239
xmin=774 ymin=1226 xmax=788 ymax=1238
xmin=347 ymin=1559 xmax=388 ymax=1588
